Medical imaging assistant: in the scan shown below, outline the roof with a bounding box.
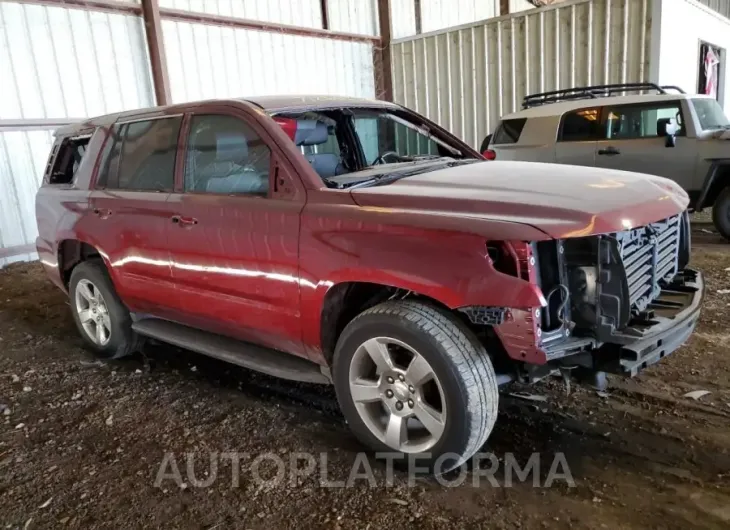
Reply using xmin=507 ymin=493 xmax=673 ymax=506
xmin=55 ymin=95 xmax=398 ymax=136
xmin=243 ymin=95 xmax=398 ymax=112
xmin=503 ymin=93 xmax=714 ymax=120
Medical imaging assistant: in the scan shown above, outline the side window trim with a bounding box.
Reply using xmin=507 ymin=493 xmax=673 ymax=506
xmin=182 ymin=111 xmax=272 ymax=198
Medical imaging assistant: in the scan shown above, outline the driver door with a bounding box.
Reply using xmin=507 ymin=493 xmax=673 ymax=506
xmin=165 ymin=108 xmax=305 ymax=355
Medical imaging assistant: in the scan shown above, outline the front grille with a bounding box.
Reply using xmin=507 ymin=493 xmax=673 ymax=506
xmin=615 ymin=214 xmax=682 ymax=312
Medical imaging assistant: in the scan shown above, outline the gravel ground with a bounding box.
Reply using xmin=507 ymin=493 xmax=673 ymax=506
xmin=1 ymin=222 xmax=729 ymax=529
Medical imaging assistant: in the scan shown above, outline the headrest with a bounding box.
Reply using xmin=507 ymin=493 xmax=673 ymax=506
xmin=215 ymin=131 xmax=248 ymax=163
xmin=295 ymin=120 xmax=329 ymax=146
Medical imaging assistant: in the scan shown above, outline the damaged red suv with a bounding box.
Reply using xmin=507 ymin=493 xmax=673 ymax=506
xmin=36 ymin=96 xmax=703 ymax=472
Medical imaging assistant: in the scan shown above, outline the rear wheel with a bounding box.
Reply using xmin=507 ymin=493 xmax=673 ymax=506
xmin=712 ymin=186 xmax=730 ymax=242
xmin=69 ymin=260 xmax=139 ymax=359
xmin=333 ymin=300 xmax=499 ymax=474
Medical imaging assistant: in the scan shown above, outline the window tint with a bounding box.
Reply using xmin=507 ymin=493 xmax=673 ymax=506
xmin=560 ymin=108 xmax=600 ymax=141
xmin=185 ymin=115 xmax=270 ymax=196
xmin=492 ymin=119 xmax=527 ymax=144
xmin=602 ymin=103 xmax=684 ymax=139
xmin=116 ymin=117 xmax=181 ymax=191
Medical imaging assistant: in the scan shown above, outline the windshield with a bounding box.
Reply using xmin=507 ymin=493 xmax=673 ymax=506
xmin=692 ymin=98 xmax=730 ymax=130
xmin=272 ymin=108 xmax=474 ymax=186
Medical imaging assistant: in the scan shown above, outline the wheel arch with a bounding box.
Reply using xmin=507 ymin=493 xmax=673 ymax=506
xmin=57 ymin=238 xmax=109 ymax=288
xmin=318 ymin=281 xmax=455 ymax=366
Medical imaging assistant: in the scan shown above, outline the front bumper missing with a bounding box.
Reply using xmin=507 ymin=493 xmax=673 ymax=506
xmin=541 ymin=269 xmax=704 ymax=376
xmin=606 ymin=268 xmax=703 ymax=376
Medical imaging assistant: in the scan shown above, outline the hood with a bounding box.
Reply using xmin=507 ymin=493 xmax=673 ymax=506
xmin=349 ymin=161 xmax=689 ymax=239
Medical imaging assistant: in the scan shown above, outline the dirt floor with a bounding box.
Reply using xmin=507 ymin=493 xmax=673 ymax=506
xmin=1 ymin=222 xmax=729 ymax=529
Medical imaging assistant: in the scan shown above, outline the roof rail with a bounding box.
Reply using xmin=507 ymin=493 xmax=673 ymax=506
xmin=522 ymin=83 xmax=686 ymax=109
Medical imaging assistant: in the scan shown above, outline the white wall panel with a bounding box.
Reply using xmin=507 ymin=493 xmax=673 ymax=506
xmin=0 ymin=2 xmax=154 ymax=120
xmin=391 ymin=0 xmax=417 ymax=38
xmin=656 ymin=0 xmax=730 ymax=109
xmin=163 ymin=20 xmax=376 ymax=102
xmin=392 ymin=0 xmax=652 ymax=148
xmin=0 ymin=129 xmax=54 ymax=267
xmin=159 ymin=0 xmax=323 ymax=29
xmin=328 ymin=0 xmax=379 ymax=36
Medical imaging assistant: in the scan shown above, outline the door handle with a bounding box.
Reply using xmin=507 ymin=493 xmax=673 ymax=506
xmin=171 ymin=215 xmax=198 ymax=226
xmin=597 ymin=147 xmax=621 ymax=156
xmin=93 ymin=208 xmax=112 ymax=218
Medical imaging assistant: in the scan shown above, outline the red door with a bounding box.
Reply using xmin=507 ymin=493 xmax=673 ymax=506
xmin=88 ymin=117 xmax=182 ymax=318
xmin=165 ymin=108 xmax=306 ymax=357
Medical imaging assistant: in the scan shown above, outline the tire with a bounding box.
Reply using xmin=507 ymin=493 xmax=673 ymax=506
xmin=69 ymin=260 xmax=139 ymax=359
xmin=712 ymin=186 xmax=730 ymax=242
xmin=332 ymin=300 xmax=499 ymax=474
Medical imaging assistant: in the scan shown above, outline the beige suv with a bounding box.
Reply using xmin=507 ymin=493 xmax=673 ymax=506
xmin=482 ymin=83 xmax=730 ymax=240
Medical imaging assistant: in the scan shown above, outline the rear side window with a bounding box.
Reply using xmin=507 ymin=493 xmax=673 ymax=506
xmin=97 ymin=117 xmax=182 ymax=192
xmin=492 ymin=119 xmax=527 ymax=145
xmin=559 ymin=108 xmax=600 ymax=141
xmin=46 ymin=135 xmax=91 ymax=185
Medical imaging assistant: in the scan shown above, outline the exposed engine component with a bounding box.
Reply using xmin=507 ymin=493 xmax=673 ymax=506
xmin=568 ymin=265 xmax=598 ymax=327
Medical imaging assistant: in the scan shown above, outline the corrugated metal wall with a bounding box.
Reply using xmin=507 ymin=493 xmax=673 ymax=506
xmin=162 ymin=20 xmax=376 ymax=102
xmin=391 ymin=0 xmax=536 ymax=39
xmin=0 ymin=1 xmax=155 ymax=266
xmin=391 ymin=0 xmax=653 ymax=149
xmin=697 ymin=0 xmax=730 ymax=19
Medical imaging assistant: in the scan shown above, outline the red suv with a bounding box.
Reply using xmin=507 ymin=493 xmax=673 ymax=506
xmin=36 ymin=96 xmax=703 ymax=472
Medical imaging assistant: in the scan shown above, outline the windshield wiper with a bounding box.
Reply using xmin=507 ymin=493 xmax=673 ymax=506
xmin=347 ymin=159 xmax=479 ymax=189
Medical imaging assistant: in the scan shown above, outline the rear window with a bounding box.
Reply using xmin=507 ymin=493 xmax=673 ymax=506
xmin=46 ymin=135 xmax=91 ymax=185
xmin=492 ymin=119 xmax=527 ymax=144
xmin=559 ymin=108 xmax=600 ymax=141
xmin=96 ymin=117 xmax=181 ymax=192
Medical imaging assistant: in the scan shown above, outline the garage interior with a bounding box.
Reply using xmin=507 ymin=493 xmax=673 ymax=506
xmin=1 ymin=0 xmax=730 ymax=528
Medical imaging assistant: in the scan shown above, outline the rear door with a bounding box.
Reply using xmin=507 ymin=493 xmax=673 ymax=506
xmin=555 ymin=107 xmax=601 ymax=166
xmin=165 ymin=107 xmax=306 ymax=356
xmin=89 ymin=116 xmax=181 ymax=317
xmin=593 ymin=100 xmax=697 ymax=188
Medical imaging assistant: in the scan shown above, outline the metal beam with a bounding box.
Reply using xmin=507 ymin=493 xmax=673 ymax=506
xmin=320 ymin=0 xmax=329 ymax=30
xmin=0 ymin=119 xmax=81 ymax=131
xmin=159 ymin=7 xmax=379 ymax=44
xmin=376 ymin=0 xmax=394 ymax=101
xmin=500 ymin=0 xmax=510 ymax=16
xmin=12 ymin=1 xmax=379 ymax=43
xmin=142 ymin=0 xmax=171 ymax=106
xmin=414 ymin=0 xmax=422 ymax=34
xmin=18 ymin=0 xmax=142 ymax=15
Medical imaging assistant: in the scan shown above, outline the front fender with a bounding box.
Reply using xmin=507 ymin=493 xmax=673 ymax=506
xmin=299 ymin=217 xmax=545 ymax=358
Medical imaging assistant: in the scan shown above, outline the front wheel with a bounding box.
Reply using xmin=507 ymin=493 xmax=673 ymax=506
xmin=712 ymin=186 xmax=730 ymax=242
xmin=332 ymin=300 xmax=499 ymax=474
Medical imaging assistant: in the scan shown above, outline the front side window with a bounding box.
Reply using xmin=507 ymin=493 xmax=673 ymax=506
xmin=185 ymin=115 xmax=270 ymax=196
xmin=559 ymin=108 xmax=601 ymax=142
xmin=601 ymin=103 xmax=684 ymax=140
xmin=692 ymin=98 xmax=730 ymax=130
xmin=116 ymin=117 xmax=181 ymax=191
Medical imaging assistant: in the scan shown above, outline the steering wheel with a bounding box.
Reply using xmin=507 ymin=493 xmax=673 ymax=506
xmin=372 ymin=151 xmax=401 ymax=165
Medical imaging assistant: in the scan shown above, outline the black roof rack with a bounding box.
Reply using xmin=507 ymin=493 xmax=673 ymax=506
xmin=522 ymin=83 xmax=686 ymax=109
